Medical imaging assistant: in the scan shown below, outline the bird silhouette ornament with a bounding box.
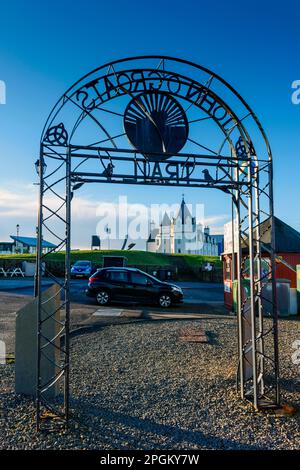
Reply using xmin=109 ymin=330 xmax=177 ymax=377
xmin=101 ymin=162 xmax=115 ymax=178
xmin=202 ymin=169 xmax=214 ymax=185
xmin=202 ymin=168 xmax=231 ymax=194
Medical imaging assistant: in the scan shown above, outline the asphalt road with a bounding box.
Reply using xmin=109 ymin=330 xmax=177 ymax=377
xmin=0 ymin=277 xmax=224 ymax=306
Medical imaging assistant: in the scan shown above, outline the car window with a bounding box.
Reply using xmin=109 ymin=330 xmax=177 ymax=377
xmin=130 ymin=272 xmax=149 ymax=285
xmin=108 ymin=270 xmax=128 ymax=282
xmin=93 ymin=269 xmax=105 ymax=279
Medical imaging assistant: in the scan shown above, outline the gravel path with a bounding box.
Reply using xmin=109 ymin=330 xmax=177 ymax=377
xmin=0 ymin=316 xmax=299 ymax=450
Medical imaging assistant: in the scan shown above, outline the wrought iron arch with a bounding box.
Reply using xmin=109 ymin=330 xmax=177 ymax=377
xmin=36 ymin=56 xmax=279 ymax=430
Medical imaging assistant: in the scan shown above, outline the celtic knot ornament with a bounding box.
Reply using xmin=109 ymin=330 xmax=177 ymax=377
xmin=124 ymin=91 xmax=188 ymax=161
xmin=44 ymin=122 xmax=68 ymax=146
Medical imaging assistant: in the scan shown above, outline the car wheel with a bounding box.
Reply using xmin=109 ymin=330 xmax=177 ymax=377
xmin=96 ymin=290 xmax=110 ymax=306
xmin=158 ymin=293 xmax=172 ymax=308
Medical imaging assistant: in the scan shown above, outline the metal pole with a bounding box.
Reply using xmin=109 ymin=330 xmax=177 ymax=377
xmin=268 ymin=160 xmax=280 ymax=405
xmin=231 ymin=161 xmax=236 ymax=311
xmin=232 ymin=152 xmax=245 ymax=399
xmin=34 ymin=225 xmax=39 ymax=298
xmin=64 ymin=148 xmax=71 ymax=425
xmin=247 ymin=162 xmax=258 ymax=409
xmin=36 ymin=146 xmax=44 ymax=431
xmin=231 ymin=197 xmax=236 ymax=282
xmin=235 ymin=191 xmax=244 ymax=398
xmin=253 ymin=164 xmax=265 ymax=397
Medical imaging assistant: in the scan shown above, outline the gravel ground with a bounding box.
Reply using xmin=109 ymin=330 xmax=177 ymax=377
xmin=0 ymin=316 xmax=299 ymax=450
xmin=0 ymin=293 xmax=31 ymax=353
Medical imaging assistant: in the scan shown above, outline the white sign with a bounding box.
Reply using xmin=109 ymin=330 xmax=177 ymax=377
xmin=224 ymin=219 xmax=238 ymax=254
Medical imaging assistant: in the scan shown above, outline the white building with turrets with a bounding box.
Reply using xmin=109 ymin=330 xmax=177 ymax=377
xmin=146 ymin=197 xmax=218 ymax=255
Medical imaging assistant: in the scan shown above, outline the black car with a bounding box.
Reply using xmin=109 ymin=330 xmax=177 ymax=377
xmin=86 ymin=267 xmax=183 ymax=308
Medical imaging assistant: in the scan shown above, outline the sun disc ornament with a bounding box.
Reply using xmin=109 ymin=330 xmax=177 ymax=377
xmin=124 ymin=91 xmax=188 ymax=160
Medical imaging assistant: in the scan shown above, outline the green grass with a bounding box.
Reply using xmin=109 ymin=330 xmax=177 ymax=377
xmin=178 ymin=253 xmax=222 ymax=269
xmin=0 ymin=249 xmax=221 ymax=268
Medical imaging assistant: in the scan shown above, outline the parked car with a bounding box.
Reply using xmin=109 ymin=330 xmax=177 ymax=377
xmin=86 ymin=267 xmax=183 ymax=308
xmin=71 ymin=260 xmax=94 ymax=278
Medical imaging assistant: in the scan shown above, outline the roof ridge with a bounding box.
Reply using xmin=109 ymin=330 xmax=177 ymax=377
xmin=10 ymin=235 xmax=56 ymax=248
xmin=161 ymin=212 xmax=171 ymax=226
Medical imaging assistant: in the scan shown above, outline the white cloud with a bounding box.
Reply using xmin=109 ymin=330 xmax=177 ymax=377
xmin=204 ymin=214 xmax=230 ymax=234
xmin=0 ymin=185 xmax=101 ymax=221
xmin=0 ymin=186 xmax=147 ymax=248
xmin=0 ymin=186 xmax=37 ymax=217
xmin=0 ymin=185 xmax=229 ymax=248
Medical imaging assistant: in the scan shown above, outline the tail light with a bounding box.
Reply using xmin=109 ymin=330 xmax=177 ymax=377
xmin=89 ymin=276 xmax=96 ymax=283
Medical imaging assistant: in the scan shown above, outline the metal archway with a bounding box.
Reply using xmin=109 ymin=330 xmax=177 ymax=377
xmin=35 ymin=56 xmax=279 ymax=430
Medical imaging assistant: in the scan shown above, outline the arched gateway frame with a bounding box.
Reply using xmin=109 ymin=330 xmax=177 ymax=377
xmin=35 ymin=56 xmax=279 ymax=430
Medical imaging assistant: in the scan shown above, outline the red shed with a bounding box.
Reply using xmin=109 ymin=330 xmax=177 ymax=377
xmin=222 ymin=217 xmax=300 ymax=313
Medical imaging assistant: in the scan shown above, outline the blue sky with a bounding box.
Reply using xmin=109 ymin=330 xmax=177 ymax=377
xmin=0 ymin=0 xmax=299 ymax=248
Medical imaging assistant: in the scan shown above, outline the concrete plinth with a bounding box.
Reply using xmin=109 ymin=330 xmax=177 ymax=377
xmin=15 ymin=284 xmax=61 ymax=398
